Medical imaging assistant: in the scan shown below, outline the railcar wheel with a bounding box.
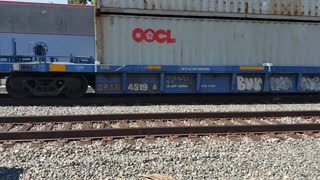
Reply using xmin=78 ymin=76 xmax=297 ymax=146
xmin=6 ymin=76 xmax=31 ymax=98
xmin=63 ymin=75 xmax=88 ymax=98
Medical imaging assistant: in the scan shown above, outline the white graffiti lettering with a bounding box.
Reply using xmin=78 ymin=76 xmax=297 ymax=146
xmin=301 ymin=77 xmax=320 ymax=91
xmin=237 ymin=76 xmax=263 ymax=91
xmin=270 ymin=77 xmax=292 ymax=91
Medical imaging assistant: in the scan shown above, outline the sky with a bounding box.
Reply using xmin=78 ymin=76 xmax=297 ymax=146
xmin=5 ymin=0 xmax=68 ymax=4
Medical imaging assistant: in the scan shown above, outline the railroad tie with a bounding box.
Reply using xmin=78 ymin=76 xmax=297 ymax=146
xmin=0 ymin=124 xmax=13 ymax=132
xmin=102 ymin=137 xmax=113 ymax=145
xmin=232 ymin=119 xmax=251 ymax=125
xmin=83 ymin=122 xmax=93 ymax=129
xmin=18 ymin=123 xmax=33 ymax=131
xmin=119 ymin=121 xmax=129 ymax=128
xmin=265 ymin=119 xmax=283 ymax=125
xmin=156 ymin=121 xmax=166 ymax=127
xmin=220 ymin=120 xmax=234 ymax=126
xmin=80 ymin=138 xmax=92 ymax=145
xmin=31 ymin=139 xmax=43 ymax=147
xmin=173 ymin=120 xmax=184 ymax=127
xmin=247 ymin=133 xmax=262 ymax=141
xmin=63 ymin=122 xmax=72 ymax=130
xmin=43 ymin=123 xmax=54 ymax=131
xmin=145 ymin=135 xmax=155 ymax=143
xmin=137 ymin=120 xmax=147 ymax=127
xmin=3 ymin=140 xmax=15 ymax=148
xmin=285 ymin=132 xmax=301 ymax=139
xmin=102 ymin=122 xmax=110 ymax=129
xmin=189 ymin=119 xmax=200 ymax=126
xmin=204 ymin=119 xmax=213 ymax=126
xmin=250 ymin=119 xmax=269 ymax=125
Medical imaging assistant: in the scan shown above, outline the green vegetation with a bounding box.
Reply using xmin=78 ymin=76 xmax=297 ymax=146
xmin=68 ymin=0 xmax=95 ymax=5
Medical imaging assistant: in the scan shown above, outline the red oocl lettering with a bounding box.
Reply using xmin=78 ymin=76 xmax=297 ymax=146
xmin=144 ymin=29 xmax=156 ymax=43
xmin=132 ymin=28 xmax=144 ymax=42
xmin=154 ymin=29 xmax=167 ymax=43
xmin=132 ymin=28 xmax=176 ymax=44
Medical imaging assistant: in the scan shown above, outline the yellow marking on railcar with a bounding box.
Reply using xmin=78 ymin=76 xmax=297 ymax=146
xmin=50 ymin=64 xmax=66 ymax=72
xmin=239 ymin=66 xmax=264 ymax=70
xmin=147 ymin=65 xmax=161 ymax=70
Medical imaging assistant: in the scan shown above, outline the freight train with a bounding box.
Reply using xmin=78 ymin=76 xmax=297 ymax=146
xmin=2 ymin=0 xmax=320 ymax=98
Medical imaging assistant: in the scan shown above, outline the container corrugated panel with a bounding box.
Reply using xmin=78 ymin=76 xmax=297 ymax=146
xmin=100 ymin=0 xmax=320 ymax=17
xmin=98 ymin=15 xmax=320 ymax=66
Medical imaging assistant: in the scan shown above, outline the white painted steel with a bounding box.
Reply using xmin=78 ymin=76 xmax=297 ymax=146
xmin=100 ymin=0 xmax=320 ymax=17
xmin=98 ymin=15 xmax=320 ymax=66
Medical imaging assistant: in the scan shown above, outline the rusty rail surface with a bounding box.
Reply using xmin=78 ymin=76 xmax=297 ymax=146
xmin=0 ymin=123 xmax=320 ymax=141
xmin=1 ymin=111 xmax=320 ymax=123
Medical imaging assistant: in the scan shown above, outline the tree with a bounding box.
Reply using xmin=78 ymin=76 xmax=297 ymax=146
xmin=89 ymin=0 xmax=95 ymax=5
xmin=68 ymin=0 xmax=95 ymax=5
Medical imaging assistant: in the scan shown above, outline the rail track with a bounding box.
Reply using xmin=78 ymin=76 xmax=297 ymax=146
xmin=1 ymin=111 xmax=320 ymax=147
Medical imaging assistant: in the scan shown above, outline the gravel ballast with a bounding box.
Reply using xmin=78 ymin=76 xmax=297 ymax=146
xmin=1 ymin=104 xmax=320 ymax=179
xmin=0 ymin=137 xmax=320 ymax=179
xmin=1 ymin=104 xmax=320 ymax=116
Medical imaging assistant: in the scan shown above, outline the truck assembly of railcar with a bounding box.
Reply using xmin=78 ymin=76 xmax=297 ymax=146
xmin=2 ymin=0 xmax=320 ymax=98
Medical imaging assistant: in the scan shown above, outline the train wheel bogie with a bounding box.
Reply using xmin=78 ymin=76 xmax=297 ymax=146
xmin=63 ymin=75 xmax=88 ymax=98
xmin=6 ymin=74 xmax=88 ymax=98
xmin=6 ymin=76 xmax=31 ymax=98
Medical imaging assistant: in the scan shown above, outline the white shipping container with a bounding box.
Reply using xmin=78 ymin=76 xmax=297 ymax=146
xmin=99 ymin=0 xmax=320 ymax=17
xmin=96 ymin=15 xmax=320 ymax=66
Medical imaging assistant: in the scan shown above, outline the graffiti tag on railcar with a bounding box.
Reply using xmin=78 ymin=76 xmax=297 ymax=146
xmin=301 ymin=76 xmax=320 ymax=91
xmin=237 ymin=76 xmax=263 ymax=91
xmin=132 ymin=28 xmax=176 ymax=44
xmin=270 ymin=76 xmax=293 ymax=91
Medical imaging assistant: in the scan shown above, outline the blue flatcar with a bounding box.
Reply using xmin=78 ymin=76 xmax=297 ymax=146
xmin=2 ymin=0 xmax=320 ymax=98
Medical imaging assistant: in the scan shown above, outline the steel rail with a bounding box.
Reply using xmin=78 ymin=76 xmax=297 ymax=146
xmin=0 ymin=123 xmax=319 ymax=141
xmin=1 ymin=111 xmax=320 ymax=123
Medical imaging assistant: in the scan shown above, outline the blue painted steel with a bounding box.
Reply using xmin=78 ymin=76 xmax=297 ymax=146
xmin=96 ymin=65 xmax=263 ymax=73
xmin=127 ymin=74 xmax=160 ymax=93
xmin=65 ymin=64 xmax=95 ymax=72
xmin=94 ymin=65 xmax=320 ymax=94
xmin=2 ymin=60 xmax=320 ymax=94
xmin=122 ymin=73 xmax=128 ymax=93
xmin=0 ymin=55 xmax=94 ymax=64
xmin=165 ymin=74 xmax=196 ymax=93
xmin=0 ymin=62 xmax=95 ymax=73
xmin=0 ymin=38 xmax=94 ymax=64
xmin=200 ymin=74 xmax=231 ymax=93
xmin=0 ymin=63 xmax=13 ymax=72
xmin=160 ymin=73 xmax=165 ymax=92
xmin=263 ymin=74 xmax=270 ymax=92
xmin=95 ymin=74 xmax=122 ymax=93
xmin=196 ymin=73 xmax=201 ymax=92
